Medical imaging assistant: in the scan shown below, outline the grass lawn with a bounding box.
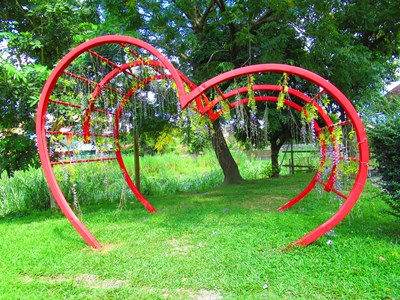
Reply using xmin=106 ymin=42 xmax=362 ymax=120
xmin=0 ymin=173 xmax=399 ymax=299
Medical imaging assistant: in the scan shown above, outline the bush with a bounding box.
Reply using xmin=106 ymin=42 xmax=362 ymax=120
xmin=368 ymin=97 xmax=400 ymax=218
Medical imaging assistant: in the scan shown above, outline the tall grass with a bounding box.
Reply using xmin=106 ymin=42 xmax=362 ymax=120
xmin=0 ymin=151 xmax=286 ymax=216
xmin=0 ymin=167 xmax=50 ymax=215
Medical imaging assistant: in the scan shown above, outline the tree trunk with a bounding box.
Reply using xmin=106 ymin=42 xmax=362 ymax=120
xmin=270 ymin=135 xmax=286 ymax=178
xmin=134 ymin=131 xmax=140 ymax=191
xmin=211 ymin=118 xmax=244 ymax=185
xmin=270 ymin=138 xmax=280 ymax=177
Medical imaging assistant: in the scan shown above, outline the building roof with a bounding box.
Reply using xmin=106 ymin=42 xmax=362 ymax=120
xmin=387 ymin=84 xmax=400 ymax=97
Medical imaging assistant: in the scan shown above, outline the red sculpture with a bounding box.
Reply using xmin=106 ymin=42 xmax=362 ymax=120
xmin=36 ymin=35 xmax=369 ymax=249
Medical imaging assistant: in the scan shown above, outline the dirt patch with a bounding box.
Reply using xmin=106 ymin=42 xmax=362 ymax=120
xmin=75 ymin=273 xmax=129 ymax=289
xmin=167 ymin=238 xmax=193 ymax=255
xmin=20 ymin=274 xmax=65 ymax=284
xmin=98 ymin=243 xmax=119 ymax=253
xmin=81 ymin=243 xmax=119 ymax=254
xmin=194 ymin=289 xmax=223 ymax=300
xmin=161 ymin=288 xmax=223 ymax=299
xmin=21 ymin=273 xmax=129 ymax=289
xmin=240 ymin=196 xmax=287 ymax=210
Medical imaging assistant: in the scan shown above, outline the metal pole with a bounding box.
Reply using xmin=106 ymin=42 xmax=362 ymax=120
xmin=290 ymin=141 xmax=295 ymax=174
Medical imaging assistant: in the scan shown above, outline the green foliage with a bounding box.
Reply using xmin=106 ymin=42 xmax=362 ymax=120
xmin=369 ymin=97 xmax=400 ymax=217
xmin=295 ymin=0 xmax=399 ymax=103
xmin=133 ymin=0 xmax=398 ymax=182
xmin=180 ymin=111 xmax=212 ymax=154
xmin=0 ymin=0 xmax=100 ymax=176
xmin=153 ymin=131 xmax=174 ymax=153
xmin=0 ymin=167 xmax=49 ymax=214
xmin=0 ymin=63 xmax=50 ymax=176
xmin=0 ymin=0 xmax=100 ymax=67
xmin=302 ymin=102 xmax=319 ymax=124
xmin=1 ymin=0 xmax=399 ymax=183
xmin=0 ymin=134 xmax=40 ymax=178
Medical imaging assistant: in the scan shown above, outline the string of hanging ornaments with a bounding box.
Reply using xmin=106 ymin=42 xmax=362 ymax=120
xmin=36 ymin=35 xmax=369 ymax=249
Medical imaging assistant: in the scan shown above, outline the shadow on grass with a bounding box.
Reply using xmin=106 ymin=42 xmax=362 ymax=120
xmin=0 ymin=209 xmax=65 ymax=225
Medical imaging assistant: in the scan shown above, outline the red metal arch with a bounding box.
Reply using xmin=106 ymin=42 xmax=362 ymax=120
xmin=181 ymin=65 xmax=369 ymax=246
xmin=36 ymin=35 xmax=369 ymax=249
xmin=36 ymin=35 xmax=185 ymax=249
xmin=210 ymin=85 xmax=335 ymax=211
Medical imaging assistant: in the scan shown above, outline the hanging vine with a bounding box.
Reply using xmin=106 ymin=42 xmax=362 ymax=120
xmin=247 ymin=75 xmax=256 ymax=113
xmin=277 ymin=72 xmax=289 ymax=110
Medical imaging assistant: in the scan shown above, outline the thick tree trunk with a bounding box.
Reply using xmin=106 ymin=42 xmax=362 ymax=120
xmin=270 ymin=139 xmax=280 ymax=178
xmin=211 ymin=118 xmax=244 ymax=185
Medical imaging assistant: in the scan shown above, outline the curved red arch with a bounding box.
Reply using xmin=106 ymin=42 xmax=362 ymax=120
xmin=36 ymin=35 xmax=185 ymax=249
xmin=37 ymin=36 xmax=369 ymax=249
xmin=181 ymin=65 xmax=369 ymax=246
xmin=213 ymin=85 xmax=334 ymax=211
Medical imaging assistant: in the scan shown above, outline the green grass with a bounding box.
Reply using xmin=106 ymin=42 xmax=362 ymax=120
xmin=0 ymin=174 xmax=399 ymax=299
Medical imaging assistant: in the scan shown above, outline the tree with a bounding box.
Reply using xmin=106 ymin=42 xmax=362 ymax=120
xmin=294 ymin=0 xmax=399 ymax=104
xmin=85 ymin=0 xmax=399 ymax=181
xmin=2 ymin=0 xmax=399 ymax=181
xmin=368 ymin=94 xmax=400 ymax=218
xmin=134 ymin=0 xmax=397 ymax=177
xmin=133 ymin=0 xmax=306 ymax=182
xmin=211 ymin=118 xmax=243 ymax=184
xmin=0 ymin=0 xmax=100 ymax=176
xmin=1 ymin=0 xmax=99 ymax=67
xmin=0 ymin=62 xmax=50 ymax=176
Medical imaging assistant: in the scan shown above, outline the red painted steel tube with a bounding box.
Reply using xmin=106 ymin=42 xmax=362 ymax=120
xmin=51 ymin=157 xmax=117 ymax=166
xmin=48 ymin=99 xmax=114 ymax=115
xmin=111 ymin=62 xmax=202 ymax=213
xmin=36 ymin=35 xmax=184 ymax=248
xmin=181 ymin=64 xmax=369 ymax=247
xmin=207 ymin=84 xmax=335 ymax=210
xmin=46 ymin=130 xmax=114 ymax=138
xmin=228 ymin=95 xmax=326 ymax=211
xmin=317 ymin=120 xmax=353 ymax=132
xmin=85 ymin=62 xmax=173 ymax=213
xmin=97 ymin=59 xmax=202 ymax=213
xmin=48 ymin=98 xmax=83 ymax=109
xmin=316 ymin=180 xmax=348 ymax=199
xmin=64 ymin=71 xmax=125 ymax=95
xmin=82 ymin=59 xmax=169 ymax=142
xmin=37 ymin=36 xmax=369 ymax=249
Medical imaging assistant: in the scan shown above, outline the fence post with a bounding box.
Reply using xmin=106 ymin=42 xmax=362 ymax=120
xmin=290 ymin=142 xmax=295 ymax=174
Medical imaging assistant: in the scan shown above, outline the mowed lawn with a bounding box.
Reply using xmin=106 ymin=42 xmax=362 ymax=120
xmin=0 ymin=173 xmax=399 ymax=299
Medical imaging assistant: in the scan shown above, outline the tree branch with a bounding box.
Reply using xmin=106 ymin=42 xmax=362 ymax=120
xmin=173 ymin=1 xmax=216 ymax=33
xmin=198 ymin=1 xmax=218 ymax=30
xmin=214 ymin=0 xmax=226 ymax=11
xmin=250 ymin=9 xmax=277 ymax=33
xmin=15 ymin=0 xmax=34 ymax=26
xmin=205 ymin=49 xmax=229 ymax=67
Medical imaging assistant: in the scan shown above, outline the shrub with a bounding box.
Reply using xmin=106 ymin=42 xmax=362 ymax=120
xmin=368 ymin=96 xmax=400 ymax=218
